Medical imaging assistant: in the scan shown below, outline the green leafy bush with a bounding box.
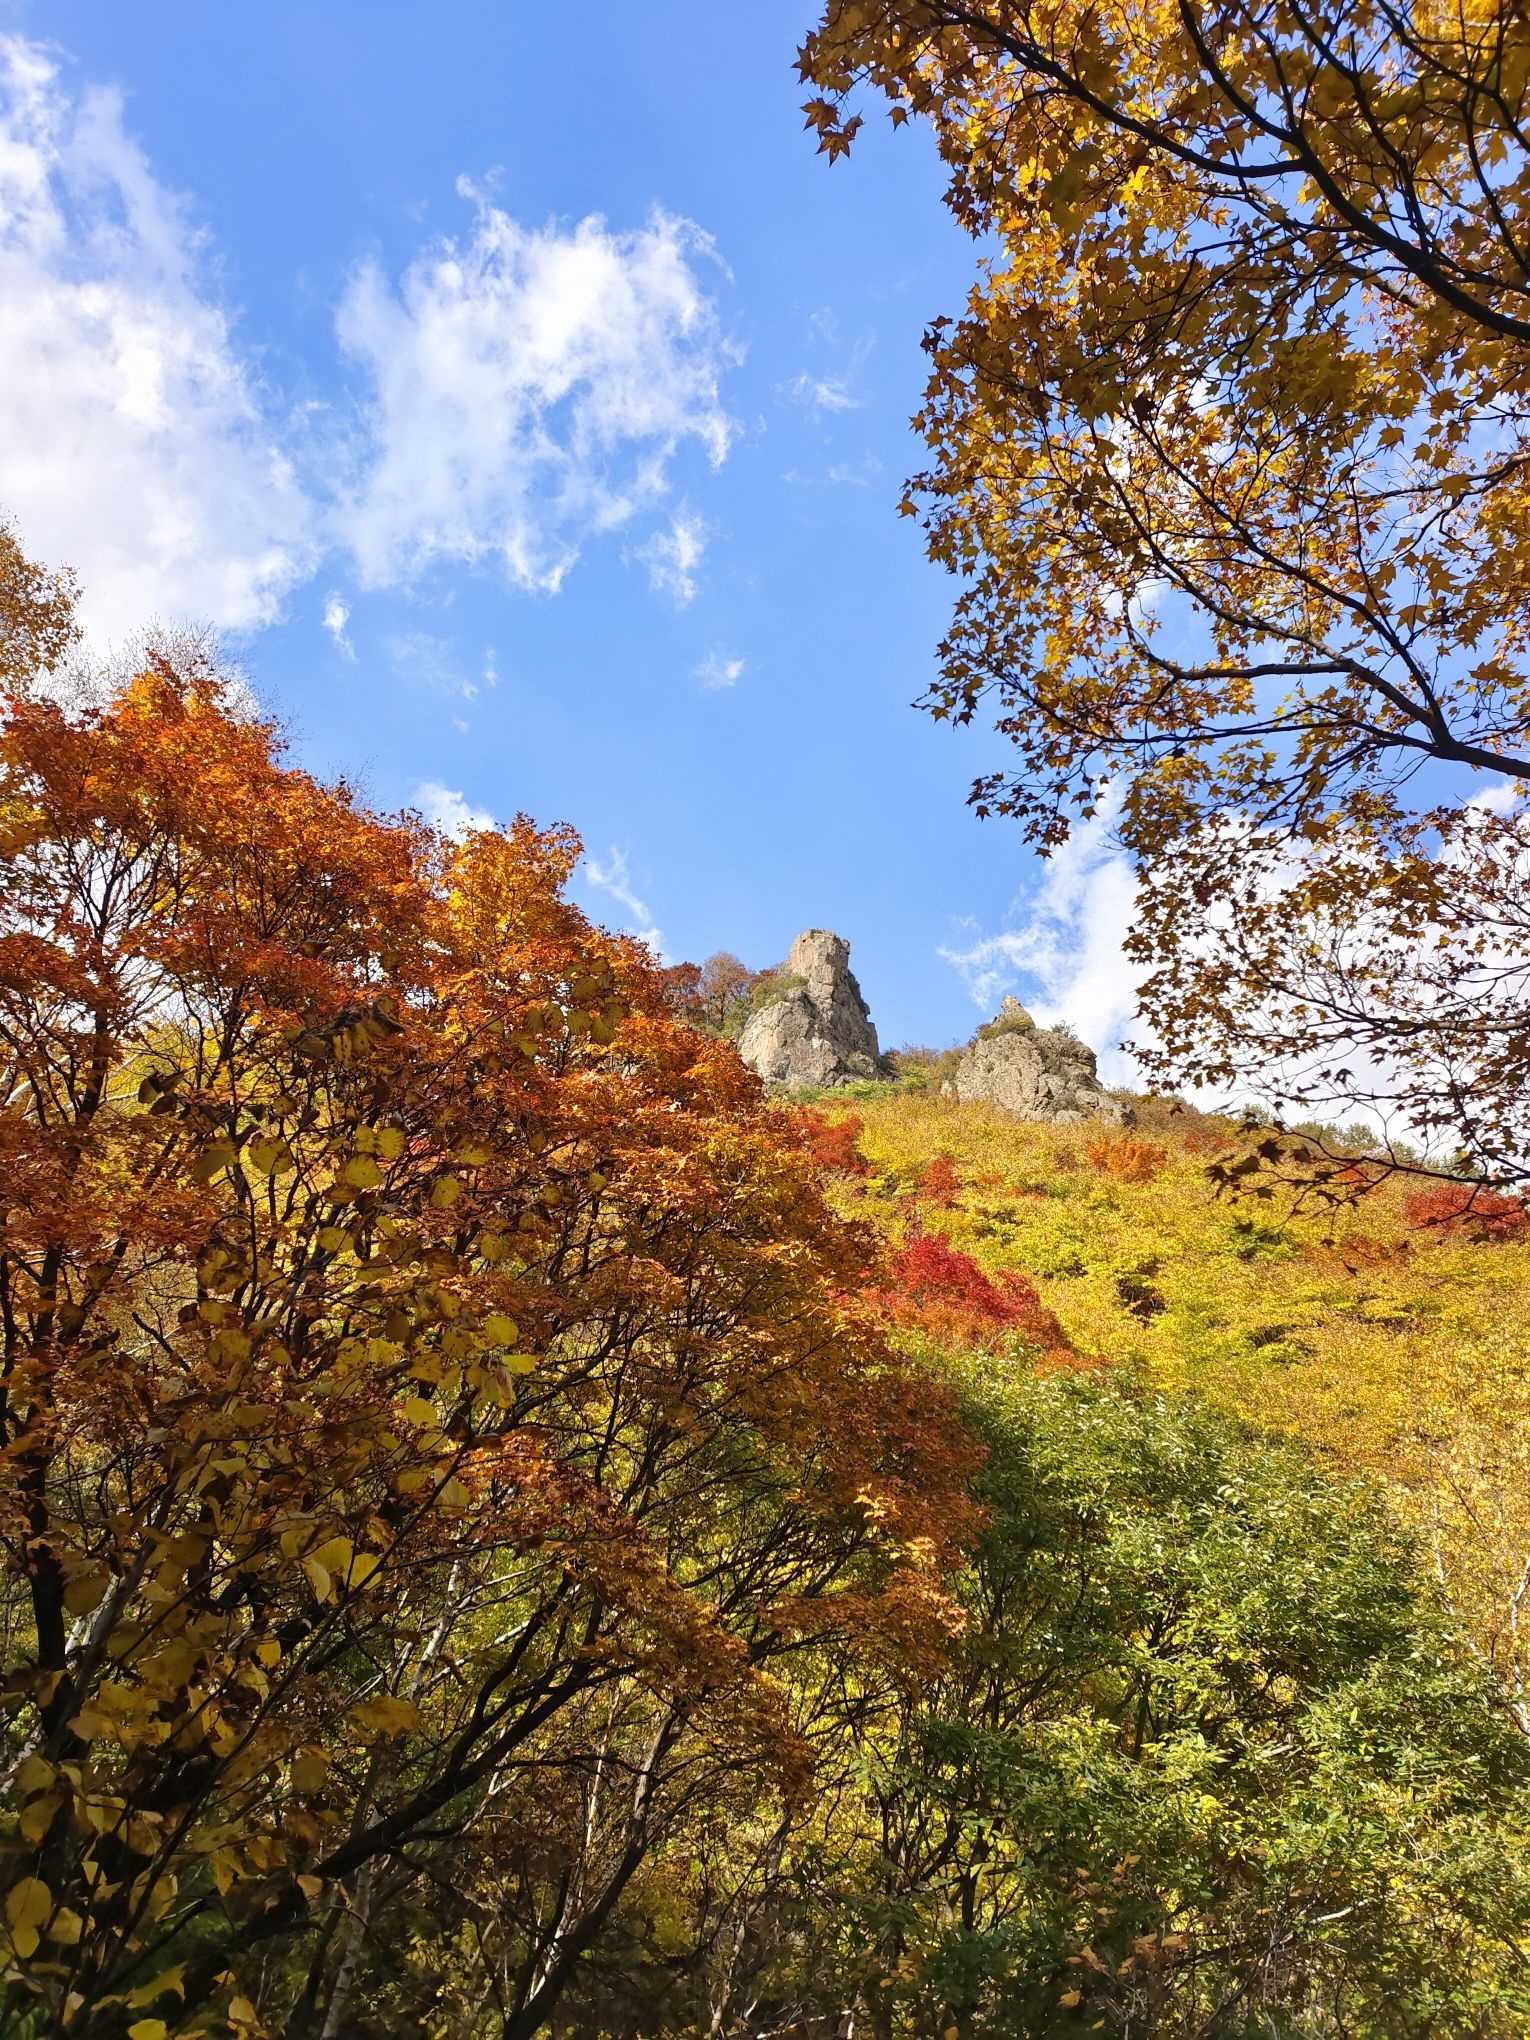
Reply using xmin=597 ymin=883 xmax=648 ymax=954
xmin=835 ymin=1373 xmax=1530 ymax=2038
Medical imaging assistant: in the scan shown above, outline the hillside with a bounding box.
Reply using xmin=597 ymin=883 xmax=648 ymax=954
xmin=814 ymin=1085 xmax=1530 ymax=1720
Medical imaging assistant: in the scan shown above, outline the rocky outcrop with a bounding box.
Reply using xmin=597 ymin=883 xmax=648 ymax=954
xmin=945 ymin=998 xmax=1130 ymax=1123
xmin=739 ymin=930 xmax=890 ymax=1091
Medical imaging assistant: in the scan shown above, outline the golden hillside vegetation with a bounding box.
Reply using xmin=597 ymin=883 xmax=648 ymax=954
xmin=826 ymin=1088 xmax=1530 ymax=1727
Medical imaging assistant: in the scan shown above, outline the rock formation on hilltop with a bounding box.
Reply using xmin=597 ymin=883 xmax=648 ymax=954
xmin=946 ymin=997 xmax=1130 ymax=1123
xmin=738 ymin=930 xmax=890 ymax=1091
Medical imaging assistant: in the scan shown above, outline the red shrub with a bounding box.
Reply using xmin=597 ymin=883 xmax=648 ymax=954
xmin=795 ymin=1107 xmax=870 ymax=1177
xmin=1403 ymin=1184 xmax=1529 ymax=1243
xmin=871 ymin=1227 xmax=1072 ymax=1358
xmin=1181 ymin=1125 xmax=1229 ymax=1156
xmin=917 ymin=1153 xmax=962 ymax=1205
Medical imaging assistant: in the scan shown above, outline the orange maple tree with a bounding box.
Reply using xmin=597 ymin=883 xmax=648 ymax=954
xmin=0 ymin=629 xmax=977 ymax=2034
xmin=0 ymin=523 xmax=76 ymax=695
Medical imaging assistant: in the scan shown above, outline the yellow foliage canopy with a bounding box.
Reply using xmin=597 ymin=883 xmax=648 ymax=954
xmin=800 ymin=0 xmax=1530 ymax=1171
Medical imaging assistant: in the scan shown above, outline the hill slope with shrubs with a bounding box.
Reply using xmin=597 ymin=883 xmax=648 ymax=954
xmin=806 ymin=1086 xmax=1530 ymax=1727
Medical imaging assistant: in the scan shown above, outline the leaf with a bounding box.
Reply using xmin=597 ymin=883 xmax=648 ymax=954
xmin=6 ymin=1877 xmax=51 ymax=1931
xmin=247 ymin=1134 xmax=293 ymax=1175
xmin=15 ymin=1753 xmax=55 ymax=1796
xmin=64 ymin=1565 xmax=110 ymax=1615
xmin=189 ymin=1140 xmax=236 ymax=1185
xmin=46 ymin=1906 xmax=83 ymax=1945
xmin=313 ymin=1535 xmax=354 ymax=1577
xmin=125 ymin=1963 xmax=186 ymax=2006
xmin=349 ymin=1695 xmax=419 ymax=1738
xmin=19 ymin=1792 xmax=62 ymax=1843
xmin=291 ymin=1749 xmax=330 ymax=1794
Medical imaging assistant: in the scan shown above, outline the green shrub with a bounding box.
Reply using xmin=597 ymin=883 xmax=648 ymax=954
xmin=834 ymin=1371 xmax=1530 ymax=2038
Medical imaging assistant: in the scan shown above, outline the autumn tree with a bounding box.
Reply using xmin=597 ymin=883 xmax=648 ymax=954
xmin=685 ymin=952 xmax=769 ymax=1038
xmin=799 ymin=0 xmax=1530 ymax=1175
xmin=0 ymin=591 xmax=976 ymax=2033
xmin=0 ymin=523 xmax=77 ymax=692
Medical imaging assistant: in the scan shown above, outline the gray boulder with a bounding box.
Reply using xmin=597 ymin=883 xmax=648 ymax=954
xmin=946 ymin=998 xmax=1130 ymax=1123
xmin=739 ymin=930 xmax=890 ymax=1090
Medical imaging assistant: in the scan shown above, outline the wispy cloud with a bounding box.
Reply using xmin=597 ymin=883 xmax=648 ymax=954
xmin=776 ymin=370 xmax=859 ymax=414
xmin=782 ymin=455 xmax=882 ymax=489
xmin=322 ymin=592 xmax=354 ymax=658
xmin=694 ymin=647 xmax=744 ymax=690
xmin=940 ymin=797 xmax=1142 ymax=1085
xmin=0 ymin=36 xmax=315 ymax=642
xmin=335 ymin=192 xmax=736 ymax=596
xmin=416 ymin=779 xmax=497 ymax=839
xmin=388 ymin=629 xmax=489 ymax=701
xmin=636 ymin=510 xmax=707 ymax=606
xmin=583 ymin=845 xmax=665 ymax=959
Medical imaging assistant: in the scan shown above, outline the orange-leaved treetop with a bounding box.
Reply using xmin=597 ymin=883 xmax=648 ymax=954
xmin=0 ymin=585 xmax=977 ymax=2033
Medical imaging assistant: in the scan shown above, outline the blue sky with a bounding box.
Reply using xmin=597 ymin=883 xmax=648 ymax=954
xmin=0 ymin=1 xmax=1140 ymax=1066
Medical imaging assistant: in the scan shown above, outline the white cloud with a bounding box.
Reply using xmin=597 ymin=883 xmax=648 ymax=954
xmin=0 ymin=36 xmax=315 ymax=643
xmin=0 ymin=40 xmax=741 ymax=650
xmin=322 ymin=591 xmax=353 ymax=657
xmin=782 ymin=455 xmax=881 ymax=489
xmin=389 ymin=629 xmax=485 ymax=701
xmin=777 ymin=370 xmax=859 ymax=414
xmin=583 ymin=845 xmax=665 ymax=959
xmin=637 ymin=510 xmax=706 ymax=606
xmin=335 ymin=192 xmax=735 ymax=595
xmin=1467 ymin=776 xmax=1525 ymax=819
xmin=416 ymin=779 xmax=497 ymax=839
xmin=941 ymin=798 xmax=1142 ymax=1084
xmin=694 ymin=646 xmax=744 ymax=690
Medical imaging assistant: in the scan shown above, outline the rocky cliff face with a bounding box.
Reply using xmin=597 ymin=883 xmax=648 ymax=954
xmin=946 ymin=998 xmax=1130 ymax=1123
xmin=738 ymin=930 xmax=889 ymax=1090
